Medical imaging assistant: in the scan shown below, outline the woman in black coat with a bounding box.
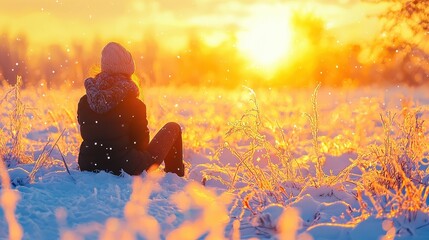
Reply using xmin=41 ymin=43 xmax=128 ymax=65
xmin=77 ymin=42 xmax=184 ymax=177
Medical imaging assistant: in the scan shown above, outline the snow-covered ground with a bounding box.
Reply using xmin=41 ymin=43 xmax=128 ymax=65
xmin=1 ymin=85 xmax=429 ymax=239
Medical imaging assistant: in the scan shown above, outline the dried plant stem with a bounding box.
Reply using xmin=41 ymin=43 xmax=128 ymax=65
xmin=29 ymin=129 xmax=66 ymax=183
xmin=305 ymin=83 xmax=325 ymax=185
xmin=358 ymin=109 xmax=429 ymax=220
xmin=57 ymin=145 xmax=76 ymax=183
xmin=0 ymin=155 xmax=23 ymax=240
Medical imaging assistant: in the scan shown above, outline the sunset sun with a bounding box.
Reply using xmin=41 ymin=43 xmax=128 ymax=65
xmin=237 ymin=11 xmax=293 ymax=71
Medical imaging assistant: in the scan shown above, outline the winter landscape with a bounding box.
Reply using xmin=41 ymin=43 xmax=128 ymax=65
xmin=1 ymin=84 xmax=429 ymax=240
xmin=1 ymin=0 xmax=429 ymax=239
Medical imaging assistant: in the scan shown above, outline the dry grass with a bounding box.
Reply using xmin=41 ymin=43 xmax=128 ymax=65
xmin=210 ymin=85 xmax=429 ymax=229
xmin=356 ymin=109 xmax=429 ymax=221
xmin=1 ymin=82 xmax=429 ymax=237
xmin=0 ymin=76 xmax=32 ymax=166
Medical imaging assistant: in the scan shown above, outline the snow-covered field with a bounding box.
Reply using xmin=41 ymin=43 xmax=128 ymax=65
xmin=1 ymin=84 xmax=429 ymax=239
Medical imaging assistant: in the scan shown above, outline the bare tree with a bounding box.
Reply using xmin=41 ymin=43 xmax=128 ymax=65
xmin=368 ymin=0 xmax=428 ymax=48
xmin=366 ymin=0 xmax=429 ymax=85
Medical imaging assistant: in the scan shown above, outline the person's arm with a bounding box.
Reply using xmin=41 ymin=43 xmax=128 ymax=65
xmin=77 ymin=95 xmax=87 ymax=125
xmin=130 ymin=100 xmax=150 ymax=151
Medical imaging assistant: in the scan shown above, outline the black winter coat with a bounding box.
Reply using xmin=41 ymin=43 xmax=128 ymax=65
xmin=77 ymin=73 xmax=151 ymax=175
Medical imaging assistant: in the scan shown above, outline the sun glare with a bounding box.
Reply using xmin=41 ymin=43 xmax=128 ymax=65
xmin=237 ymin=10 xmax=293 ymax=72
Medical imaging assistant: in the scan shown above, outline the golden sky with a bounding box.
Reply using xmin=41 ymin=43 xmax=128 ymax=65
xmin=1 ymin=0 xmax=384 ymax=51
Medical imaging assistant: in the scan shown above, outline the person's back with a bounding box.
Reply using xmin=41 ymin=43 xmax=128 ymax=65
xmin=77 ymin=42 xmax=184 ymax=176
xmin=78 ymin=77 xmax=150 ymax=175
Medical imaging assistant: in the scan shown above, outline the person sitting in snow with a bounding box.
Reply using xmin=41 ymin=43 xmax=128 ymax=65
xmin=77 ymin=42 xmax=184 ymax=177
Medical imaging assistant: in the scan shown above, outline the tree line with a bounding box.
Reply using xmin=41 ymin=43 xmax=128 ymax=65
xmin=0 ymin=3 xmax=428 ymax=89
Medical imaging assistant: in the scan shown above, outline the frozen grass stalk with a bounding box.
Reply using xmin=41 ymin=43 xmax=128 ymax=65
xmin=168 ymin=182 xmax=232 ymax=240
xmin=357 ymin=109 xmax=429 ymax=221
xmin=225 ymin=87 xmax=292 ymax=192
xmin=0 ymin=155 xmax=23 ymax=240
xmin=1 ymin=76 xmax=32 ymax=165
xmin=28 ymin=129 xmax=66 ymax=184
xmin=304 ymin=83 xmax=325 ymax=186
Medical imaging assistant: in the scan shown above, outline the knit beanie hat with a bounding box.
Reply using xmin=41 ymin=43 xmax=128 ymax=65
xmin=101 ymin=42 xmax=135 ymax=76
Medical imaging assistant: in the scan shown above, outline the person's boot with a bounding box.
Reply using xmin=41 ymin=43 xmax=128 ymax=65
xmin=165 ymin=161 xmax=184 ymax=177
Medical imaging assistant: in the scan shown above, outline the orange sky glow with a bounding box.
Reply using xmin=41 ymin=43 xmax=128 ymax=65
xmin=1 ymin=0 xmax=383 ymax=49
xmin=0 ymin=0 xmax=392 ymax=87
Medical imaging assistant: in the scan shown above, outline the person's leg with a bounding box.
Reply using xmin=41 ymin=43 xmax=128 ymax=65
xmin=147 ymin=122 xmax=184 ymax=176
xmin=162 ymin=129 xmax=184 ymax=176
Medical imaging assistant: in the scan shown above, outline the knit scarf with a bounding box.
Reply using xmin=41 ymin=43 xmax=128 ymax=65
xmin=84 ymin=72 xmax=139 ymax=114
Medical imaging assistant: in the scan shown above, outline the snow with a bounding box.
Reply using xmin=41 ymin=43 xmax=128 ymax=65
xmin=2 ymin=86 xmax=429 ymax=239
